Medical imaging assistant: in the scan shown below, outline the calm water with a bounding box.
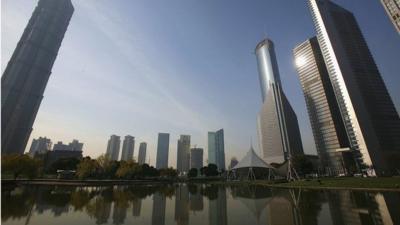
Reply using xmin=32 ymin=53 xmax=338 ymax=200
xmin=2 ymin=184 xmax=399 ymax=225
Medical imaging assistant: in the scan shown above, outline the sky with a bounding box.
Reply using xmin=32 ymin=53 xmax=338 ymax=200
xmin=2 ymin=0 xmax=400 ymax=167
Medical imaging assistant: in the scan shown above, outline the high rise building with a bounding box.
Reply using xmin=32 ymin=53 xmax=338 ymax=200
xmin=156 ymin=133 xmax=170 ymax=169
xmin=1 ymin=0 xmax=74 ymax=155
xmin=53 ymin=139 xmax=83 ymax=151
xmin=255 ymin=38 xmax=304 ymax=164
xmin=308 ymin=0 xmax=400 ymax=175
xmin=381 ymin=0 xmax=400 ymax=34
xmin=29 ymin=137 xmax=52 ymax=155
xmin=229 ymin=157 xmax=239 ymax=170
xmin=190 ymin=148 xmax=203 ymax=170
xmin=121 ymin=135 xmax=135 ymax=161
xmin=138 ymin=142 xmax=147 ymax=165
xmin=177 ymin=135 xmax=191 ymax=173
xmin=209 ymin=187 xmax=227 ymax=225
xmin=106 ymin=135 xmax=121 ymax=161
xmin=152 ymin=192 xmax=166 ymax=225
xmin=68 ymin=139 xmax=83 ymax=151
xmin=175 ymin=184 xmax=189 ymax=225
xmin=208 ymin=129 xmax=226 ymax=170
xmin=294 ymin=37 xmax=355 ymax=175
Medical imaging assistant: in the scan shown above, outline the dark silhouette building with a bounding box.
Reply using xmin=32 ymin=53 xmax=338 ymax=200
xmin=2 ymin=0 xmax=74 ymax=155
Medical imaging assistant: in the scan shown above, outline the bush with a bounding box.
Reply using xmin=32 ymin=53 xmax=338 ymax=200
xmin=2 ymin=154 xmax=42 ymax=179
xmin=188 ymin=168 xmax=198 ymax=178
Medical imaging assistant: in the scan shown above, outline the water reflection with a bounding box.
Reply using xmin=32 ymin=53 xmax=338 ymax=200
xmin=2 ymin=184 xmax=399 ymax=225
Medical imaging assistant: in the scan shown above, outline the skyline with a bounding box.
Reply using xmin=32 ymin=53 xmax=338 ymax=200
xmin=2 ymin=0 xmax=400 ymax=167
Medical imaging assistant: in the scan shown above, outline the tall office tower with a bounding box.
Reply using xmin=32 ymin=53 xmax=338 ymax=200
xmin=294 ymin=37 xmax=355 ymax=175
xmin=68 ymin=139 xmax=83 ymax=151
xmin=255 ymin=38 xmax=304 ymax=164
xmin=309 ymin=0 xmax=400 ymax=175
xmin=1 ymin=0 xmax=74 ymax=155
xmin=138 ymin=142 xmax=147 ymax=165
xmin=208 ymin=129 xmax=226 ymax=170
xmin=121 ymin=135 xmax=135 ymax=161
xmin=381 ymin=0 xmax=400 ymax=34
xmin=29 ymin=137 xmax=52 ymax=155
xmin=156 ymin=133 xmax=170 ymax=169
xmin=106 ymin=135 xmax=121 ymax=161
xmin=190 ymin=148 xmax=204 ymax=170
xmin=177 ymin=135 xmax=191 ymax=173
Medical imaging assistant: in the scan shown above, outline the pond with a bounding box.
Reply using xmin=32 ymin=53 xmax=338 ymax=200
xmin=2 ymin=183 xmax=399 ymax=225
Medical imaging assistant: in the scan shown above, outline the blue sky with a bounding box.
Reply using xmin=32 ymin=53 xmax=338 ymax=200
xmin=2 ymin=0 xmax=399 ymax=167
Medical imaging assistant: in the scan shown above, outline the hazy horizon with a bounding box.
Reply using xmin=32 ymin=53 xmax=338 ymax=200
xmin=2 ymin=0 xmax=399 ymax=167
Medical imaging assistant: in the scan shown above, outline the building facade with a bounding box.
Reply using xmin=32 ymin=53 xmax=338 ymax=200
xmin=121 ymin=135 xmax=135 ymax=161
xmin=308 ymin=0 xmax=400 ymax=175
xmin=381 ymin=0 xmax=400 ymax=34
xmin=1 ymin=0 xmax=74 ymax=155
xmin=138 ymin=142 xmax=147 ymax=165
xmin=156 ymin=133 xmax=170 ymax=169
xmin=106 ymin=135 xmax=121 ymax=161
xmin=29 ymin=137 xmax=52 ymax=156
xmin=190 ymin=148 xmax=204 ymax=170
xmin=177 ymin=135 xmax=191 ymax=173
xmin=208 ymin=129 xmax=225 ymax=170
xmin=294 ymin=37 xmax=355 ymax=175
xmin=255 ymin=38 xmax=304 ymax=164
xmin=52 ymin=139 xmax=83 ymax=151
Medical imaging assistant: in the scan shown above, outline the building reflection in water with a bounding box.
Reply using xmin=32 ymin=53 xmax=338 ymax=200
xmin=1 ymin=184 xmax=400 ymax=225
xmin=152 ymin=191 xmax=166 ymax=225
xmin=188 ymin=184 xmax=203 ymax=212
xmin=132 ymin=198 xmax=142 ymax=217
xmin=208 ymin=185 xmax=228 ymax=225
xmin=175 ymin=184 xmax=190 ymax=225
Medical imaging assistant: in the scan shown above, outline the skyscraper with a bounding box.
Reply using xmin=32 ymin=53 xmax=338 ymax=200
xmin=208 ymin=129 xmax=225 ymax=170
xmin=190 ymin=148 xmax=203 ymax=170
xmin=1 ymin=0 xmax=74 ymax=155
xmin=106 ymin=135 xmax=121 ymax=161
xmin=294 ymin=37 xmax=355 ymax=175
xmin=29 ymin=137 xmax=52 ymax=156
xmin=177 ymin=135 xmax=191 ymax=173
xmin=121 ymin=135 xmax=135 ymax=161
xmin=138 ymin=142 xmax=147 ymax=165
xmin=308 ymin=0 xmax=400 ymax=175
xmin=381 ymin=0 xmax=400 ymax=34
xmin=255 ymin=38 xmax=304 ymax=164
xmin=156 ymin=133 xmax=170 ymax=169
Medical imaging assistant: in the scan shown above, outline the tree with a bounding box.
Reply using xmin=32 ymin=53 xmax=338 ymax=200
xmin=76 ymin=158 xmax=99 ymax=179
xmin=188 ymin=168 xmax=198 ymax=178
xmin=116 ymin=160 xmax=141 ymax=179
xmin=159 ymin=167 xmax=177 ymax=178
xmin=1 ymin=154 xmax=42 ymax=179
xmin=96 ymin=154 xmax=119 ymax=179
xmin=48 ymin=157 xmax=80 ymax=173
xmin=140 ymin=164 xmax=159 ymax=177
xmin=206 ymin=164 xmax=219 ymax=176
xmin=292 ymin=155 xmax=314 ymax=176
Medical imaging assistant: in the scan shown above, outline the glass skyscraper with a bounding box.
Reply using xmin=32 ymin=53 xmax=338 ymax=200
xmin=308 ymin=0 xmax=400 ymax=175
xmin=294 ymin=37 xmax=355 ymax=175
xmin=138 ymin=142 xmax=147 ymax=165
xmin=156 ymin=133 xmax=170 ymax=169
xmin=106 ymin=135 xmax=121 ymax=161
xmin=381 ymin=0 xmax=400 ymax=34
xmin=1 ymin=0 xmax=74 ymax=155
xmin=208 ymin=129 xmax=225 ymax=170
xmin=121 ymin=135 xmax=135 ymax=161
xmin=177 ymin=135 xmax=191 ymax=173
xmin=255 ymin=38 xmax=304 ymax=164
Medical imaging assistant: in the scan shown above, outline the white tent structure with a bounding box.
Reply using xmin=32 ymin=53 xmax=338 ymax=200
xmin=229 ymin=146 xmax=275 ymax=180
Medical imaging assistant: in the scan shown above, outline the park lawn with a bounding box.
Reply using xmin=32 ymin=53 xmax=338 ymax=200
xmin=265 ymin=177 xmax=400 ymax=189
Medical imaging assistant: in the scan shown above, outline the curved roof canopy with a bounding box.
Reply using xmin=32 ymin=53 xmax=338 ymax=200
xmin=231 ymin=147 xmax=274 ymax=170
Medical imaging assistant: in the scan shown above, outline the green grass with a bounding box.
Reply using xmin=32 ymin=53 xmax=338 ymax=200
xmin=257 ymin=177 xmax=400 ymax=189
